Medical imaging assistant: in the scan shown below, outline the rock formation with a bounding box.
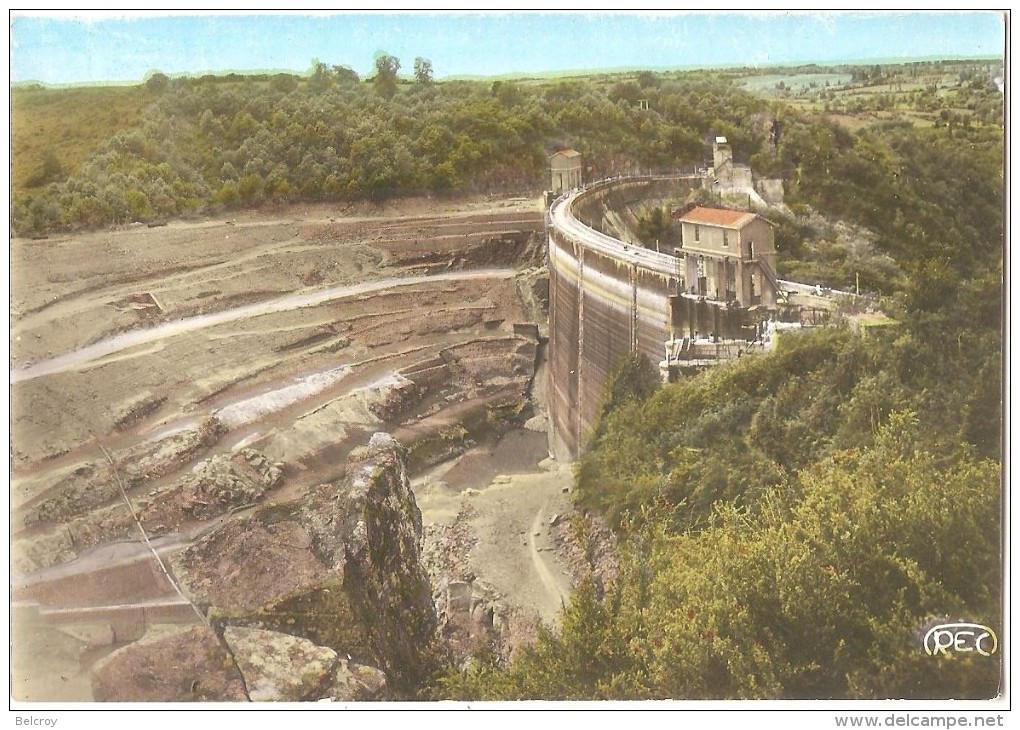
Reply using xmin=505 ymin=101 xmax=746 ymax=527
xmin=93 ymin=432 xmax=440 ymax=701
xmin=223 ymin=626 xmax=387 ymax=701
xmin=139 ymin=447 xmax=284 ymax=529
xmin=92 ymin=625 xmax=249 ymax=702
xmin=92 ymin=624 xmax=388 ymax=702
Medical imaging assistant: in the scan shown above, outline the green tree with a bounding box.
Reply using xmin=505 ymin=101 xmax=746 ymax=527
xmin=413 ymin=57 xmax=434 ymax=86
xmin=331 ymin=64 xmax=360 ymax=86
xmin=26 ymin=149 xmax=64 ymax=187
xmin=597 ymin=351 xmax=660 ymax=425
xmin=270 ymin=73 xmax=299 ymax=93
xmin=308 ymin=60 xmax=334 ymax=92
xmin=144 ymin=70 xmax=170 ymax=92
xmin=635 ymin=205 xmax=674 ymax=247
xmin=373 ymin=53 xmax=401 ymax=99
xmin=124 ymin=188 xmax=154 ymax=219
xmin=23 ymin=194 xmax=61 ymax=232
xmin=636 ymin=71 xmax=660 ymax=89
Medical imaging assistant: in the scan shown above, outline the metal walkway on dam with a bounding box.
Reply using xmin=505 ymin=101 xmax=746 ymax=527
xmin=546 ymin=175 xmax=794 ymax=459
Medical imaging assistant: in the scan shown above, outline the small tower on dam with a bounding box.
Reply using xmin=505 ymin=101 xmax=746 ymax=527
xmin=549 ymin=149 xmax=582 ymax=195
xmin=712 ymin=136 xmax=733 ymax=170
xmin=709 ymin=135 xmax=785 ymax=206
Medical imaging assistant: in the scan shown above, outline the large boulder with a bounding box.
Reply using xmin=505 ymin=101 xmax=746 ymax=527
xmin=224 ymin=626 xmax=340 ymax=702
xmin=223 ymin=626 xmax=387 ymax=702
xmin=172 ymin=432 xmax=440 ymax=695
xmin=326 ymin=660 xmax=388 ymax=702
xmin=92 ymin=625 xmax=247 ymax=702
xmin=93 ymin=623 xmax=390 ymax=703
xmin=140 ymin=447 xmax=283 ymax=531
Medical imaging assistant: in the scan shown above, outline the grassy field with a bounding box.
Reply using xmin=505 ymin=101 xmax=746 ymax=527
xmin=739 ymin=72 xmax=852 ymax=93
xmin=11 ymin=84 xmax=152 ymax=193
xmin=738 ymin=62 xmax=1002 ymax=132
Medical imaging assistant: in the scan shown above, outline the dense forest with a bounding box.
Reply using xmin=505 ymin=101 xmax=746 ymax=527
xmin=436 ymin=253 xmax=1001 ymax=699
xmin=11 ymin=59 xmax=1002 ymax=256
xmin=11 ymin=57 xmax=1004 ymax=700
xmin=12 ymin=61 xmax=761 ymax=233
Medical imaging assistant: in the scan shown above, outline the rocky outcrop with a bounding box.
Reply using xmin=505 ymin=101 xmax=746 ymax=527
xmin=171 ymin=432 xmax=440 ymax=696
xmin=12 ymin=442 xmax=278 ymax=575
xmin=394 ymin=334 xmax=540 ymax=472
xmin=432 ymin=576 xmax=541 ymax=670
xmin=92 ymin=623 xmax=388 ymax=703
xmin=327 ymin=659 xmax=388 ymax=701
xmin=92 ymin=625 xmax=248 ymax=702
xmin=224 ymin=626 xmax=386 ymax=702
xmin=389 ymin=228 xmax=545 ymax=272
xmin=14 ymin=419 xmax=228 ymax=573
xmin=139 ymin=448 xmax=283 ymax=530
xmin=112 ymin=393 xmax=168 ymax=432
xmin=515 ymin=266 xmax=550 ymax=335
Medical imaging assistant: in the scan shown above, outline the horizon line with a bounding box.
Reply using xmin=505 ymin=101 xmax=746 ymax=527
xmin=10 ymin=53 xmax=1004 ymax=91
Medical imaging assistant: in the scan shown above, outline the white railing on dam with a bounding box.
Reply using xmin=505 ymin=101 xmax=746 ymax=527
xmin=547 ymin=174 xmax=703 ymax=277
xmin=548 ymin=175 xmax=854 ymax=302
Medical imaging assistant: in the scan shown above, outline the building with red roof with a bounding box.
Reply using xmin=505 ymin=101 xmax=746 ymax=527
xmin=673 ymin=205 xmax=778 ymax=307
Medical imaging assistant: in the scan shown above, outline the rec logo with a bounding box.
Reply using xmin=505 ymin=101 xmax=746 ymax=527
xmin=922 ymin=622 xmax=998 ymax=657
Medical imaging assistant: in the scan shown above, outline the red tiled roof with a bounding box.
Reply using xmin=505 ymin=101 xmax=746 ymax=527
xmin=677 ymin=206 xmax=756 ymax=228
xmin=550 ymin=149 xmax=581 ymax=158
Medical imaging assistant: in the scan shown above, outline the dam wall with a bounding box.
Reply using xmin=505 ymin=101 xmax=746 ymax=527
xmin=547 ymin=176 xmax=702 ymax=459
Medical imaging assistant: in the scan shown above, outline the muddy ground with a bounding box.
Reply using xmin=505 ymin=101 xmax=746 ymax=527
xmin=10 ymin=195 xmax=591 ymax=701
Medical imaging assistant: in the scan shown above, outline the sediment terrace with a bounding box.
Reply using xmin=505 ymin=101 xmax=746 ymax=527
xmin=10 ymin=197 xmax=579 ymax=700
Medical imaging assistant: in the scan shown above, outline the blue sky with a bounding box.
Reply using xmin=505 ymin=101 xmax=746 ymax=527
xmin=10 ymin=11 xmax=1006 ymax=86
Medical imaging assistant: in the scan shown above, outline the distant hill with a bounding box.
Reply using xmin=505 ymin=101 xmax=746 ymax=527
xmin=12 ymin=84 xmax=152 ymax=191
xmin=10 ymin=59 xmax=1002 ymax=246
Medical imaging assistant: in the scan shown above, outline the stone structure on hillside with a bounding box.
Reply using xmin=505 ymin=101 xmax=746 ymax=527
xmin=708 ymin=136 xmax=785 ymax=206
xmin=673 ymin=204 xmax=778 ymax=308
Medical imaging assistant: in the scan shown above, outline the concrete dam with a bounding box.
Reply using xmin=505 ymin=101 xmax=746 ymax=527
xmin=547 ymin=175 xmax=781 ymax=459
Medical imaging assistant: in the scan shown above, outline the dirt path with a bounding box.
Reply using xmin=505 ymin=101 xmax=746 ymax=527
xmin=527 ymin=496 xmax=572 ymax=614
xmin=11 ymin=268 xmax=515 ymax=383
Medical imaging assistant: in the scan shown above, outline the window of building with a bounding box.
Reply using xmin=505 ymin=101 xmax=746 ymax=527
xmin=723 ymin=231 xmax=729 ymax=247
xmin=694 ymin=225 xmax=700 ymax=242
